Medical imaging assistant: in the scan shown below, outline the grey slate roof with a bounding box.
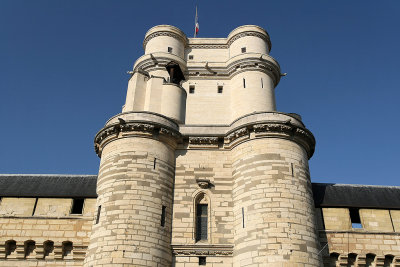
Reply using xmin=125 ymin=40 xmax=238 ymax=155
xmin=0 ymin=174 xmax=97 ymax=198
xmin=312 ymin=183 xmax=400 ymax=209
xmin=0 ymin=175 xmax=399 ymax=209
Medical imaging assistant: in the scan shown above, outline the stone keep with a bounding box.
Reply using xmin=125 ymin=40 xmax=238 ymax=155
xmin=84 ymin=25 xmax=322 ymax=266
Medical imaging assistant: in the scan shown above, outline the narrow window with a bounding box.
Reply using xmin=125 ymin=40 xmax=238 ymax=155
xmin=168 ymin=47 xmax=173 ymax=53
xmin=196 ymin=204 xmax=208 ymax=241
xmin=242 ymin=207 xmax=245 ymax=228
xmin=71 ymin=198 xmax=84 ymax=214
xmin=241 ymin=47 xmax=246 ymax=53
xmin=349 ymin=208 xmax=362 ymax=228
xmin=161 ymin=205 xmax=166 ymax=227
xmin=62 ymin=241 xmax=73 ymax=259
xmin=24 ymin=240 xmax=35 ymax=258
xmin=5 ymin=240 xmax=16 ymax=258
xmin=153 ymin=158 xmax=157 ymax=169
xmin=189 ymin=85 xmax=195 ymax=94
xmin=199 ymin=256 xmax=206 ymax=265
xmin=243 ymin=78 xmax=246 ymax=88
xmin=261 ymin=78 xmax=264 ymax=88
xmin=43 ymin=240 xmax=54 ymax=258
xmin=189 ymin=55 xmax=194 ymax=60
xmin=218 ymin=86 xmax=223 ymax=94
xmin=291 ymin=163 xmax=294 ymax=177
xmin=32 ymin=198 xmax=38 ymax=216
xmin=95 ymin=205 xmax=101 ymax=224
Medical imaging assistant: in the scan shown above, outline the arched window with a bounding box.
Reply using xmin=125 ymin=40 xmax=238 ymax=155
xmin=62 ymin=241 xmax=73 ymax=259
xmin=43 ymin=240 xmax=54 ymax=259
xmin=24 ymin=240 xmax=36 ymax=258
xmin=194 ymin=193 xmax=209 ymax=242
xmin=5 ymin=240 xmax=16 ymax=258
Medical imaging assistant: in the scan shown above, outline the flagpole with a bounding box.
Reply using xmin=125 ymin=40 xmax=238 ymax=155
xmin=194 ymin=6 xmax=198 ymax=38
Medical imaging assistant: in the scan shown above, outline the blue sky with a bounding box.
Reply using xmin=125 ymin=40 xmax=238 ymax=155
xmin=0 ymin=1 xmax=399 ymax=186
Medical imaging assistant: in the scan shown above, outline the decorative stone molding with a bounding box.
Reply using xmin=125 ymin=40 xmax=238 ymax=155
xmin=143 ymin=31 xmax=188 ymax=50
xmin=223 ymin=122 xmax=315 ymax=158
xmin=196 ymin=179 xmax=211 ymax=189
xmin=188 ymin=44 xmax=228 ymax=49
xmin=172 ymin=244 xmax=233 ymax=256
xmin=188 ymin=137 xmax=219 ymax=149
xmin=94 ymin=121 xmax=181 ymax=156
xmin=225 ymin=127 xmax=249 ymax=142
xmin=227 ymin=31 xmax=271 ymax=51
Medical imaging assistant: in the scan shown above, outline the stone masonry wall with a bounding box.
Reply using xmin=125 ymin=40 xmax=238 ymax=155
xmin=84 ymin=137 xmax=176 ymax=267
xmin=173 ymin=149 xmax=233 ymax=267
xmin=0 ymin=197 xmax=96 ymax=266
xmin=231 ymin=138 xmax=322 ymax=266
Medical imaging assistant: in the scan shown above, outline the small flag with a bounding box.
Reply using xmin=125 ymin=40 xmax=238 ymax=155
xmin=194 ymin=6 xmax=199 ymax=37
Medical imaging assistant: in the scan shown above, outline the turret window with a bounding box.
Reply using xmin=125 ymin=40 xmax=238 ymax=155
xmin=189 ymin=85 xmax=195 ymax=94
xmin=241 ymin=47 xmax=246 ymax=53
xmin=161 ymin=205 xmax=166 ymax=227
xmin=243 ymin=78 xmax=246 ymax=88
xmin=218 ymin=86 xmax=223 ymax=93
xmin=168 ymin=47 xmax=173 ymax=53
xmin=189 ymin=55 xmax=194 ymax=60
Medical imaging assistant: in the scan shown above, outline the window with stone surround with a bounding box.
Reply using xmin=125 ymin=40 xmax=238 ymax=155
xmin=195 ymin=193 xmax=209 ymax=242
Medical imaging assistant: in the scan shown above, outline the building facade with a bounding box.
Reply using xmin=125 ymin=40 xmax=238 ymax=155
xmin=0 ymin=25 xmax=399 ymax=267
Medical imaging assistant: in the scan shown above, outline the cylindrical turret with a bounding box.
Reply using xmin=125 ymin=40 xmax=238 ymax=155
xmin=230 ymin=70 xmax=276 ymax=120
xmin=227 ymin=25 xmax=280 ymax=122
xmin=84 ymin=113 xmax=180 ymax=267
xmin=144 ymin=25 xmax=187 ymax=59
xmin=227 ymin=25 xmax=271 ymax=58
xmin=229 ymin=113 xmax=322 ymax=266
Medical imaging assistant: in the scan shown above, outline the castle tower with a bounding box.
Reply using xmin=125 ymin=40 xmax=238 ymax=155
xmin=85 ymin=25 xmax=322 ymax=266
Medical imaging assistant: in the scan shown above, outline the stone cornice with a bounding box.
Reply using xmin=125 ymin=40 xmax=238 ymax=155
xmin=94 ymin=121 xmax=181 ymax=157
xmin=171 ymin=244 xmax=233 ymax=256
xmin=182 ymin=121 xmax=315 ymax=158
xmin=188 ymin=44 xmax=228 ymax=49
xmin=95 ymin=113 xmax=315 ymax=158
xmin=227 ymin=31 xmax=271 ymax=52
xmin=223 ymin=122 xmax=315 ymax=158
xmin=143 ymin=30 xmax=188 ymax=50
